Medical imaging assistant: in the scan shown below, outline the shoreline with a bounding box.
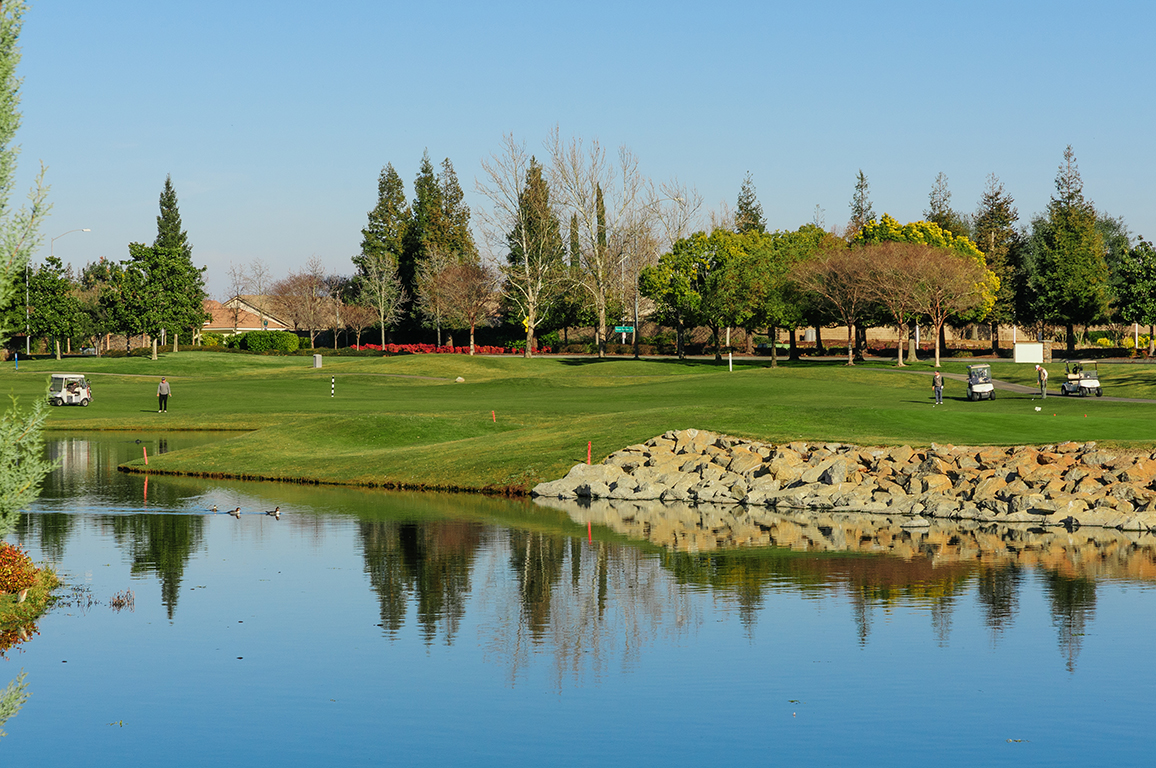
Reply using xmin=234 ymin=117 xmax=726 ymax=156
xmin=531 ymin=429 xmax=1156 ymax=531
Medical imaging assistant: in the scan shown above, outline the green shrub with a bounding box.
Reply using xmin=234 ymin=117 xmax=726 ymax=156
xmin=201 ymin=332 xmax=226 ymax=347
xmin=241 ymin=331 xmax=299 ymax=353
xmin=537 ymin=330 xmax=561 ymax=348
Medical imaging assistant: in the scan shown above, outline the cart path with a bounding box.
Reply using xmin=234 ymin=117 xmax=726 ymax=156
xmin=891 ymin=368 xmax=1156 ymax=404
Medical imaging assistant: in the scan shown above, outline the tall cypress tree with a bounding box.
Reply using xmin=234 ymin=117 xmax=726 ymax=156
xmin=154 ymin=174 xmax=191 ymax=259
xmin=1025 ymin=146 xmax=1108 ymax=353
xmin=924 ymin=172 xmax=970 ymax=238
xmin=735 ymin=171 xmax=766 ymax=234
xmin=847 ymin=170 xmax=875 ymax=239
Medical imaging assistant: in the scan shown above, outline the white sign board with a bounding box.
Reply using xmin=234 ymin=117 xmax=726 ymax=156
xmin=1014 ymin=342 xmax=1044 ymax=365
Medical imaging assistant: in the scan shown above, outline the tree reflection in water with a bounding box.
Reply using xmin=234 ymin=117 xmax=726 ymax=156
xmin=105 ymin=515 xmax=205 ymax=620
xmin=358 ymin=521 xmax=480 ymax=644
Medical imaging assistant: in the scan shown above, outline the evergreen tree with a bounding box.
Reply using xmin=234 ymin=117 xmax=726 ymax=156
xmin=0 ymin=2 xmax=55 ymax=733
xmin=972 ymin=174 xmax=1023 ymax=350
xmin=154 ymin=174 xmax=191 ymax=259
xmin=28 ymin=255 xmax=80 ymax=358
xmin=401 ymin=152 xmax=478 ymax=304
xmin=735 ymin=171 xmax=766 ymax=234
xmin=847 ymin=170 xmax=875 ymax=238
xmin=1115 ymin=237 xmax=1156 ymax=354
xmin=506 ymin=157 xmax=565 ymax=353
xmin=119 ymin=243 xmax=208 ymax=342
xmin=356 ymin=163 xmax=409 ymax=275
xmin=924 ymin=172 xmax=970 ymax=238
xmin=1024 ymin=147 xmax=1109 ymax=353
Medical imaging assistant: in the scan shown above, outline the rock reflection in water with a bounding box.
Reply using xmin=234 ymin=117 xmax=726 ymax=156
xmin=540 ymin=497 xmax=1116 ymax=669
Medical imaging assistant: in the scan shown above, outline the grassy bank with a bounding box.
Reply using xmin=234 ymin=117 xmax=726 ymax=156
xmin=2 ymin=352 xmax=1155 ymax=492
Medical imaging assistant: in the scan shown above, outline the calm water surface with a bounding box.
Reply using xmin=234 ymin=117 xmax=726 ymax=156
xmin=3 ymin=433 xmax=1156 ymax=765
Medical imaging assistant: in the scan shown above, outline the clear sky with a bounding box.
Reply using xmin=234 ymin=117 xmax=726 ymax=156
xmin=16 ymin=0 xmax=1156 ymax=297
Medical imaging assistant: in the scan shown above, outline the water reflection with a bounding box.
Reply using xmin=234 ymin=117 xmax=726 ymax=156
xmin=359 ymin=521 xmax=480 ymax=643
xmin=7 ymin=435 xmax=1151 ymax=678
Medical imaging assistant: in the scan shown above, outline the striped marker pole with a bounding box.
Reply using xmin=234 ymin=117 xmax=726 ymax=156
xmin=331 ymin=376 xmax=335 ymax=398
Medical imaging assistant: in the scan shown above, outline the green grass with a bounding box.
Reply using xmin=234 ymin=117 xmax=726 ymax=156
xmin=3 ymin=351 xmax=1156 ymax=491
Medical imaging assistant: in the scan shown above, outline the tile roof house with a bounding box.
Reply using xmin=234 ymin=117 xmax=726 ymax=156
xmin=202 ymin=296 xmax=290 ymax=335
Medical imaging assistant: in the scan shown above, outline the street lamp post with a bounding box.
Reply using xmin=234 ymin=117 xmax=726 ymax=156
xmin=28 ymin=228 xmax=91 ymax=355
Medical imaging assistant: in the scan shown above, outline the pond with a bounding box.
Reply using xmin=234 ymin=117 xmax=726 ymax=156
xmin=3 ymin=433 xmax=1156 ymax=765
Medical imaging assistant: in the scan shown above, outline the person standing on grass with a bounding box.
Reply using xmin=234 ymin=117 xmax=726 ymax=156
xmin=1036 ymin=365 xmax=1048 ymax=399
xmin=157 ymin=377 xmax=171 ymax=413
xmin=932 ymin=371 xmax=944 ymax=405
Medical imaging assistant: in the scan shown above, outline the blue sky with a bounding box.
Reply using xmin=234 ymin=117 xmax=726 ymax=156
xmin=17 ymin=0 xmax=1156 ymax=296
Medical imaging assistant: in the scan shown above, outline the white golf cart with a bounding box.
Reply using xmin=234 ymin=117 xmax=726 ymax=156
xmin=966 ymin=364 xmax=995 ymax=401
xmin=48 ymin=373 xmax=93 ymax=407
xmin=1060 ymin=360 xmax=1103 ymax=397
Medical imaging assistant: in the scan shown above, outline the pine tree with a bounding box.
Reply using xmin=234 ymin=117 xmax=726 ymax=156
xmin=1025 ymin=146 xmax=1109 ymax=353
xmin=924 ymin=172 xmax=970 ymax=238
xmin=847 ymin=170 xmax=875 ymax=238
xmin=356 ymin=163 xmax=409 ymax=276
xmin=401 ymin=152 xmax=478 ymax=304
xmin=972 ymin=174 xmax=1023 ymax=349
xmin=735 ymin=171 xmax=766 ymax=234
xmin=154 ymin=175 xmax=191 ymax=259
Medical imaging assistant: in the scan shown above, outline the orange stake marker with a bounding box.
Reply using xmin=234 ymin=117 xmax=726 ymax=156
xmin=588 ymin=521 xmax=592 ymax=542
xmin=143 ymin=447 xmax=148 ymax=465
xmin=587 ymin=441 xmax=592 ymax=465
xmin=492 ymin=410 xmax=496 ymax=423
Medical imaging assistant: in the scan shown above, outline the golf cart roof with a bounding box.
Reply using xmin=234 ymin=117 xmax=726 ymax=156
xmin=50 ymin=373 xmax=87 ymax=380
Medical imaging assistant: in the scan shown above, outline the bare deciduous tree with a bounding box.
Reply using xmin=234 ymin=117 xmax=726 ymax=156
xmin=224 ymin=262 xmax=250 ymax=335
xmin=247 ymin=258 xmax=272 ymax=330
xmin=477 ymin=134 xmax=567 ymax=358
xmin=443 ymin=261 xmax=501 ymax=355
xmin=344 ymin=302 xmax=377 ymax=348
xmin=269 ymin=257 xmax=328 ymax=348
xmin=548 ymin=127 xmax=645 ymax=358
xmin=415 ymin=245 xmax=458 ymax=346
xmin=792 ymin=247 xmax=874 ymax=366
xmin=358 ymin=252 xmax=407 ymax=347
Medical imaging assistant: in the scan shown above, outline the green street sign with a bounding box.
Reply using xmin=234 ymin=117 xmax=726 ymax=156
xmin=614 ymin=326 xmax=634 ymax=333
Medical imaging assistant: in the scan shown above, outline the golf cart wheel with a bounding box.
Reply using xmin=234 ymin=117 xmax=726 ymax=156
xmin=989 ymin=391 xmax=995 ymax=400
xmin=80 ymin=398 xmax=89 ymax=407
xmin=51 ymin=398 xmax=62 ymax=407
xmin=968 ymin=392 xmax=976 ymax=401
xmin=1096 ymin=388 xmax=1103 ymax=397
xmin=1080 ymin=388 xmax=1087 ymax=397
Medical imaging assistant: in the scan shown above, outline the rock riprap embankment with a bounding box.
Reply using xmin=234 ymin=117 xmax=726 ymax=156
xmin=530 ymin=429 xmax=1156 ymax=531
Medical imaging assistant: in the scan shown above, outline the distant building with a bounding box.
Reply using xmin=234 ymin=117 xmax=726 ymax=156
xmin=202 ymin=296 xmax=290 ymax=336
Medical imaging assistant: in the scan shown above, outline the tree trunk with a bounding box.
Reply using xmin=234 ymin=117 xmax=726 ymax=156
xmin=676 ymin=320 xmax=684 ymax=359
xmin=846 ymin=323 xmax=854 ymax=366
xmin=814 ymin=326 xmax=825 ymax=355
xmin=174 ymin=333 xmax=179 ymax=353
xmin=769 ymin=326 xmax=777 ymax=368
xmin=933 ymin=322 xmax=943 ymax=367
xmin=151 ymin=337 xmax=158 ymax=360
xmin=1149 ymin=325 xmax=1154 ymax=357
xmin=1066 ymin=322 xmax=1076 ymax=355
xmin=939 ymin=324 xmax=948 ymax=358
xmin=525 ymin=323 xmax=534 ymax=359
xmin=470 ymin=322 xmax=476 ymax=355
xmin=991 ymin=321 xmax=1000 ymax=354
xmin=744 ymin=327 xmax=755 ymax=355
xmin=909 ymin=326 xmax=919 ymax=362
xmin=55 ymin=338 xmax=61 ymax=360
xmin=788 ymin=329 xmax=799 ymax=361
xmin=896 ymin=324 xmax=905 ymax=366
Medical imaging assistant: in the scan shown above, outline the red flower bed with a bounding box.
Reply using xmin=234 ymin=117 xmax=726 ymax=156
xmin=351 ymin=343 xmax=552 ymax=355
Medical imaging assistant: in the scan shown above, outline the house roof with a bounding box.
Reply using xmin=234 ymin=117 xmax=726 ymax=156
xmin=202 ymin=299 xmax=289 ymax=334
